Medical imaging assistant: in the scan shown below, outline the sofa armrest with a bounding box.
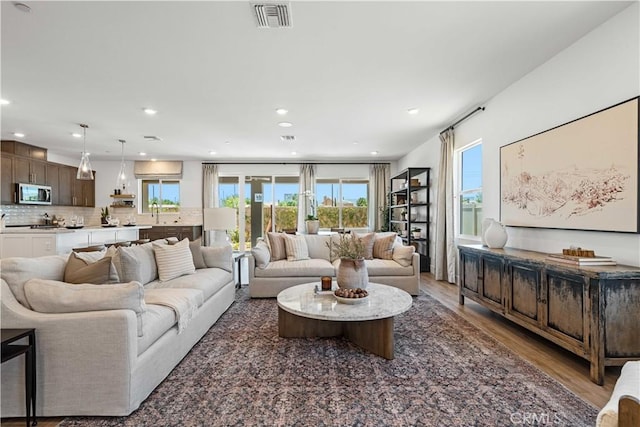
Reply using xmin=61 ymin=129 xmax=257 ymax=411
xmin=201 ymin=244 xmax=233 ymax=272
xmin=411 ymin=252 xmax=421 ymax=275
xmin=248 ymin=254 xmax=257 ymax=280
xmin=597 ymin=361 xmax=640 ymax=427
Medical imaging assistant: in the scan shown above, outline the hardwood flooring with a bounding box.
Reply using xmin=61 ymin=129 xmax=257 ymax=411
xmin=2 ymin=273 xmax=616 ymax=426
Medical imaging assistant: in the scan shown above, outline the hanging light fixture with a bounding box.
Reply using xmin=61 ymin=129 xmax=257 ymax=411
xmin=116 ymin=139 xmax=127 ymax=192
xmin=76 ymin=124 xmax=94 ymax=180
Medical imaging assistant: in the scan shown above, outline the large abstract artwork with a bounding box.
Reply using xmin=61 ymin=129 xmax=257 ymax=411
xmin=500 ymin=97 xmax=639 ymax=233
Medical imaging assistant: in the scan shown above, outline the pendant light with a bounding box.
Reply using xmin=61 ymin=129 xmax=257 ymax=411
xmin=116 ymin=139 xmax=127 ymax=192
xmin=76 ymin=124 xmax=94 ymax=180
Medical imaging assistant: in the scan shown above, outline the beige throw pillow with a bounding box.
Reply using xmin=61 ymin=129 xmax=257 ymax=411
xmin=373 ymin=233 xmax=397 ymax=260
xmin=64 ymin=252 xmax=119 ymax=284
xmin=168 ymin=238 xmax=207 ymax=269
xmin=284 ymin=234 xmax=310 ymax=261
xmin=267 ymin=232 xmax=287 ymax=261
xmin=392 ymin=244 xmax=415 ymax=267
xmin=355 ymin=232 xmax=375 ymax=260
xmin=112 ymin=243 xmax=158 ymax=285
xmin=153 ymin=238 xmax=196 ymax=282
xmin=251 ymin=240 xmax=271 ymax=268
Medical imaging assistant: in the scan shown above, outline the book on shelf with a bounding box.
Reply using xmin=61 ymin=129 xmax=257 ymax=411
xmin=546 ymin=253 xmax=617 ymax=266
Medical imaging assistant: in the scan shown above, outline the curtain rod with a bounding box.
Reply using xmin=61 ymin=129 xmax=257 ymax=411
xmin=440 ymin=106 xmax=485 ymax=135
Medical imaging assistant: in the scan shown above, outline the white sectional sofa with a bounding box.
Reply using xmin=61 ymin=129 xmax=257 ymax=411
xmin=248 ymin=232 xmax=420 ymax=298
xmin=0 ymin=239 xmax=235 ymax=417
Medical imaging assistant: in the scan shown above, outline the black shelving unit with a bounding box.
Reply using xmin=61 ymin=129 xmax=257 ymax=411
xmin=388 ymin=167 xmax=430 ymax=272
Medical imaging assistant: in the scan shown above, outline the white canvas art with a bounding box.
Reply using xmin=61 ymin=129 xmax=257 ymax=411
xmin=500 ymin=97 xmax=639 ymax=233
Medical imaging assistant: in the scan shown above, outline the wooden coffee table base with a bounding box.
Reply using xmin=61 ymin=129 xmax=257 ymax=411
xmin=278 ymin=307 xmax=395 ymax=359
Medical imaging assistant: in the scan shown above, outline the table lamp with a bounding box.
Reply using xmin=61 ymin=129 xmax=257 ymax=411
xmin=203 ymin=207 xmax=237 ymax=246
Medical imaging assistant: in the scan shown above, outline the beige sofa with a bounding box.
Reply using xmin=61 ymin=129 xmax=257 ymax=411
xmin=248 ymin=232 xmax=420 ymax=298
xmin=0 ymin=240 xmax=235 ymax=417
xmin=597 ymin=361 xmax=640 ymax=427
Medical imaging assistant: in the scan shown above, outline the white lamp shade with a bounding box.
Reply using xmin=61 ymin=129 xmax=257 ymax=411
xmin=203 ymin=207 xmax=237 ymax=232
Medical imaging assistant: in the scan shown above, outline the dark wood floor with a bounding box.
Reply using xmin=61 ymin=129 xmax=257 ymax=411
xmin=2 ymin=273 xmax=615 ymax=426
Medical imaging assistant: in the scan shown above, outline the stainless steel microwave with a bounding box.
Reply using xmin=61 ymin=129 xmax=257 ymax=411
xmin=17 ymin=183 xmax=52 ymax=205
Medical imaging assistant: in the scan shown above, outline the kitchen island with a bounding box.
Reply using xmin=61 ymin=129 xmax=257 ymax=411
xmin=0 ymin=225 xmax=152 ymax=258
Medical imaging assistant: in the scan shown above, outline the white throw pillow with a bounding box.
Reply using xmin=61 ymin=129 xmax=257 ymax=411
xmin=392 ymin=245 xmax=415 ymax=267
xmin=112 ymin=243 xmax=158 ymax=285
xmin=251 ymin=240 xmax=271 ymax=268
xmin=153 ymin=238 xmax=196 ymax=282
xmin=284 ymin=234 xmax=310 ymax=261
xmin=24 ymin=278 xmax=146 ymax=336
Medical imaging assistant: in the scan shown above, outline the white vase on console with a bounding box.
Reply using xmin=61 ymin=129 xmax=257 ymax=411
xmin=481 ymin=217 xmax=494 ymax=246
xmin=484 ymin=220 xmax=508 ymax=249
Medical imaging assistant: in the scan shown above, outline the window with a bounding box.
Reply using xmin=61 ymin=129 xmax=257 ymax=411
xmin=457 ymin=141 xmax=482 ymax=237
xmin=141 ymin=180 xmax=180 ymax=213
xmin=316 ymin=178 xmax=368 ymax=229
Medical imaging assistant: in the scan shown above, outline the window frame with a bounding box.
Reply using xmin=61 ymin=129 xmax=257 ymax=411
xmin=315 ymin=178 xmax=369 ymax=230
xmin=140 ymin=179 xmax=181 ymax=213
xmin=455 ymin=139 xmax=483 ymax=241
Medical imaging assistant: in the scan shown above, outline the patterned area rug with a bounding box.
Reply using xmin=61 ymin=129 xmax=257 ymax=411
xmin=61 ymin=288 xmax=598 ymax=427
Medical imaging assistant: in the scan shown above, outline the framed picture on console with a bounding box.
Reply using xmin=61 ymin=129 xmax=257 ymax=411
xmin=500 ymin=96 xmax=640 ymax=233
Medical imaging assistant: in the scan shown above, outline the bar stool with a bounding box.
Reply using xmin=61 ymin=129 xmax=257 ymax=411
xmin=72 ymin=244 xmax=106 ymax=253
xmin=104 ymin=241 xmax=131 ymax=248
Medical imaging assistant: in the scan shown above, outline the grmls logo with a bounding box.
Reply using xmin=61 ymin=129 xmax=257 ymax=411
xmin=510 ymin=412 xmax=563 ymax=425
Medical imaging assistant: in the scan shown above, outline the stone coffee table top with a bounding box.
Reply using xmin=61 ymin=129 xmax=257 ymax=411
xmin=277 ymin=282 xmax=413 ymax=322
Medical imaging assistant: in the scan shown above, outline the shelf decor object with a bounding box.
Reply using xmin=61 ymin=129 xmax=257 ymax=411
xmin=76 ymin=123 xmax=94 ymax=180
xmin=500 ymin=96 xmax=639 ymax=233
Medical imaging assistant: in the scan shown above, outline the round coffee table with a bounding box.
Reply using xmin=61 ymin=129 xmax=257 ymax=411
xmin=276 ymin=282 xmax=412 ymax=359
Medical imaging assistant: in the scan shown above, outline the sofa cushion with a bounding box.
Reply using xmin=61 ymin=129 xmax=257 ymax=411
xmin=304 ymin=234 xmax=331 ymax=261
xmin=168 ymin=238 xmax=207 ymax=269
xmin=333 ymin=258 xmax=414 ymax=276
xmin=251 ymin=240 xmax=270 ymax=269
xmin=137 ymin=304 xmax=176 ymax=355
xmin=267 ymin=232 xmax=287 ymax=261
xmin=354 ymin=232 xmax=375 ymax=259
xmin=64 ymin=252 xmax=119 ymax=284
xmin=254 ymin=259 xmax=335 ymax=278
xmin=145 ymin=268 xmax=232 ymax=300
xmin=23 ymin=278 xmax=146 ymax=336
xmin=153 ymin=238 xmax=196 ymax=282
xmin=0 ymin=255 xmax=68 ymax=309
xmin=373 ymin=233 xmax=397 ymax=260
xmin=392 ymin=245 xmax=415 ymax=267
xmin=284 ymin=234 xmax=310 ymax=261
xmin=113 ymin=242 xmax=158 ymax=285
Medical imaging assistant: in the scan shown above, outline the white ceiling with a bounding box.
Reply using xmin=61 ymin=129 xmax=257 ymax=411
xmin=1 ymin=1 xmax=632 ymax=162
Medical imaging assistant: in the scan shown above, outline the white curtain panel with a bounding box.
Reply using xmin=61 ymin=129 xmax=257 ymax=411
xmin=369 ymin=163 xmax=390 ymax=232
xmin=297 ymin=164 xmax=316 ymax=232
xmin=434 ymin=130 xmax=456 ymax=283
xmin=202 ymin=164 xmax=219 ymax=246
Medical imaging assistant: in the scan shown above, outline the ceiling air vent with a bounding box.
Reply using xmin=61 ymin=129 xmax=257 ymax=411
xmin=143 ymin=136 xmax=162 ymax=142
xmin=252 ymin=2 xmax=291 ymax=28
xmin=280 ymin=135 xmax=295 ymax=142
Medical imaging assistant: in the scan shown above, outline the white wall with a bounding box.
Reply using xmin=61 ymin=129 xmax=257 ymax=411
xmin=401 ymin=3 xmax=640 ymax=266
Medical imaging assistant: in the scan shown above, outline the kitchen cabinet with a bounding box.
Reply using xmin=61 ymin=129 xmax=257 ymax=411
xmin=45 ymin=163 xmax=60 ymax=205
xmin=388 ymin=167 xmax=430 ymax=272
xmin=140 ymin=225 xmax=203 ymax=241
xmin=1 ymin=156 xmax=13 ymax=204
xmin=10 ymin=156 xmax=47 ymax=185
xmin=458 ymin=244 xmax=640 ymax=385
xmin=1 ymin=140 xmax=46 ymax=160
xmin=0 ymin=234 xmax=57 ymax=258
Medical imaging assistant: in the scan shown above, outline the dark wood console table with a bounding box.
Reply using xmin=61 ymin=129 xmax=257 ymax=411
xmin=458 ymin=245 xmax=640 ymax=385
xmin=1 ymin=328 xmax=37 ymax=426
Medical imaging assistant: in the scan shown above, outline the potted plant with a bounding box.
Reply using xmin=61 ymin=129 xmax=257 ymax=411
xmin=302 ymin=190 xmax=320 ymax=234
xmin=100 ymin=206 xmax=110 ymax=225
xmin=326 ymin=234 xmax=368 ymax=289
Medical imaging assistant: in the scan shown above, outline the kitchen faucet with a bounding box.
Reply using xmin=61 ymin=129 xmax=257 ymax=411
xmin=151 ymin=202 xmax=160 ymax=224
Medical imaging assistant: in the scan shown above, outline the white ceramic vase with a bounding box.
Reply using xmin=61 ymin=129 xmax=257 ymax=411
xmin=337 ymin=258 xmax=369 ymax=289
xmin=305 ymin=220 xmax=319 ymax=234
xmin=484 ymin=220 xmax=508 ymax=249
xmin=481 ymin=217 xmax=494 ymax=246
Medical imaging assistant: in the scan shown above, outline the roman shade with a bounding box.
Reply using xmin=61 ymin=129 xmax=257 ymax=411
xmin=134 ymin=161 xmax=183 ymax=179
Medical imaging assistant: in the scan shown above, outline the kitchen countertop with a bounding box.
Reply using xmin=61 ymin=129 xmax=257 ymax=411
xmin=0 ymin=225 xmax=152 ymax=234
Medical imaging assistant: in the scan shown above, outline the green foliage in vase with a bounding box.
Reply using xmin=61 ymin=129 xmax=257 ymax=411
xmin=326 ymin=233 xmax=365 ymax=260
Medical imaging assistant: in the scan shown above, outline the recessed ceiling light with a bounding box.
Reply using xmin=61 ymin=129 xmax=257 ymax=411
xmin=353 ymin=141 xmax=359 ymax=145
xmin=13 ymin=132 xmax=25 ymax=138
xmin=278 ymin=122 xmax=293 ymax=128
xmin=72 ymin=132 xmax=82 ymax=138
xmin=139 ymin=152 xmax=147 ymax=156
xmin=370 ymin=151 xmax=379 ymax=155
xmin=14 ymin=2 xmax=31 ymax=13
xmin=407 ymin=108 xmax=419 ymax=115
xmin=143 ymin=108 xmax=157 ymax=115
xmin=209 ymin=151 xmax=217 ymax=155
xmin=276 ymin=108 xmax=288 ymax=115
xmin=291 ymin=151 xmax=297 ymax=155
xmin=150 ymin=158 xmax=157 ymax=162
xmin=0 ymin=99 xmax=10 ymax=105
